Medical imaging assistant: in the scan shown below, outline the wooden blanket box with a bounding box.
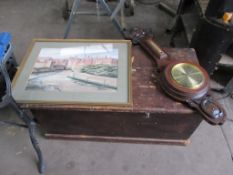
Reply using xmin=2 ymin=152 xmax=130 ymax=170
xmin=22 ymin=46 xmax=202 ymax=145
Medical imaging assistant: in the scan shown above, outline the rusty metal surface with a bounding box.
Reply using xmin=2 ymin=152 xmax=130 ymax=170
xmin=21 ymin=46 xmax=199 ymax=114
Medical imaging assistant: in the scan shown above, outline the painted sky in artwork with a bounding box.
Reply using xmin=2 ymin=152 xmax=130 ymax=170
xmin=39 ymin=43 xmax=119 ymax=59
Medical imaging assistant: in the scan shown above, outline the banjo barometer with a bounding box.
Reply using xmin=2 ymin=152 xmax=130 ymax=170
xmin=126 ymin=27 xmax=226 ymax=125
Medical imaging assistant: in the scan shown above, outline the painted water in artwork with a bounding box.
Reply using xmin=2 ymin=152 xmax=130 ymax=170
xmin=26 ymin=43 xmax=118 ymax=92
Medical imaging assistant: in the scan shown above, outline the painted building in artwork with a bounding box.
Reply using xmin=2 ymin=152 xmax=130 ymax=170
xmin=34 ymin=56 xmax=118 ymax=72
xmin=67 ymin=57 xmax=118 ymax=69
xmin=33 ymin=58 xmax=68 ymax=72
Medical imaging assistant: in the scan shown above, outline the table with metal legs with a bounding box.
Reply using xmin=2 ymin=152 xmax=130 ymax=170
xmin=64 ymin=0 xmax=127 ymax=38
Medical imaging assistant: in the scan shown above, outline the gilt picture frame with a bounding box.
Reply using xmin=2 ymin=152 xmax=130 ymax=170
xmin=12 ymin=39 xmax=132 ymax=106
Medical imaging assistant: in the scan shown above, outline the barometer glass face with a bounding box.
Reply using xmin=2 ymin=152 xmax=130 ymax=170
xmin=171 ymin=63 xmax=205 ymax=89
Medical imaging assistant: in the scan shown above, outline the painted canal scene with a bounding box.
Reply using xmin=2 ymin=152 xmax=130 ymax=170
xmin=26 ymin=43 xmax=118 ymax=92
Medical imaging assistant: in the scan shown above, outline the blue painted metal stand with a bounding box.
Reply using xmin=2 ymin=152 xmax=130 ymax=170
xmin=0 ymin=32 xmax=45 ymax=174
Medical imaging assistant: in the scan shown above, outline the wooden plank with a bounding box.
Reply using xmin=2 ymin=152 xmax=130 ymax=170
xmin=45 ymin=134 xmax=191 ymax=146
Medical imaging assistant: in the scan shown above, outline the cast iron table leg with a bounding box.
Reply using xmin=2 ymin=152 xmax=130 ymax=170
xmin=0 ymin=61 xmax=45 ymax=174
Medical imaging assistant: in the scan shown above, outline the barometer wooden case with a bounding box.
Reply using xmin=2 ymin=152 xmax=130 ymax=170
xmin=126 ymin=27 xmax=226 ymax=125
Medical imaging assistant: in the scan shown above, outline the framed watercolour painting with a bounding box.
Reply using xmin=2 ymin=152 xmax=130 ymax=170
xmin=12 ymin=39 xmax=132 ymax=106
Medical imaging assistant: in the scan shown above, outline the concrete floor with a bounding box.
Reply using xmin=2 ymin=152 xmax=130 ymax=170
xmin=0 ymin=0 xmax=233 ymax=175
